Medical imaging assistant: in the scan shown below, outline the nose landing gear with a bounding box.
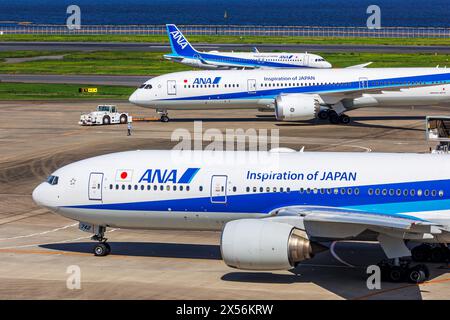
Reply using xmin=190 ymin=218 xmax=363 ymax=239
xmin=157 ymin=109 xmax=170 ymax=123
xmin=91 ymin=226 xmax=111 ymax=256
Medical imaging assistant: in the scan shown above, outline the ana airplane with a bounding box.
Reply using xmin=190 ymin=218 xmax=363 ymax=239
xmin=128 ymin=67 xmax=450 ymax=123
xmin=163 ymin=24 xmax=332 ymax=70
xmin=33 ymin=149 xmax=450 ymax=283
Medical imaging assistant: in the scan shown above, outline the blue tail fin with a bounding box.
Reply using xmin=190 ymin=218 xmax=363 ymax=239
xmin=166 ymin=24 xmax=198 ymax=57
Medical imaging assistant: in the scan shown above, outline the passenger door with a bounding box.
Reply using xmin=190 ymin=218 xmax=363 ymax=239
xmin=359 ymin=77 xmax=369 ymax=89
xmin=247 ymin=79 xmax=256 ymax=94
xmin=88 ymin=172 xmax=103 ymax=201
xmin=210 ymin=175 xmax=227 ymax=204
xmin=167 ymin=80 xmax=177 ymax=95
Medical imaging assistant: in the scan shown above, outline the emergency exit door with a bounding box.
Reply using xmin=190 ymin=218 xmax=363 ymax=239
xmin=167 ymin=80 xmax=177 ymax=95
xmin=210 ymin=175 xmax=227 ymax=203
xmin=88 ymin=172 xmax=103 ymax=201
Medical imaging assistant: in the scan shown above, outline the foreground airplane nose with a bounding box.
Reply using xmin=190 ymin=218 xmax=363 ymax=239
xmin=32 ymin=182 xmax=56 ymax=208
xmin=32 ymin=183 xmax=46 ymax=207
xmin=325 ymin=62 xmax=332 ymax=68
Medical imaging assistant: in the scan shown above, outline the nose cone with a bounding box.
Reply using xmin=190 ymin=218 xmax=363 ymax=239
xmin=32 ymin=182 xmax=57 ymax=209
xmin=324 ymin=61 xmax=332 ymax=68
xmin=129 ymin=90 xmax=139 ymax=105
xmin=129 ymin=89 xmax=148 ymax=106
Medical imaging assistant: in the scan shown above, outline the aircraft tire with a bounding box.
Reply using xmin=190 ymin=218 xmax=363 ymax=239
xmin=318 ymin=110 xmax=329 ymax=120
xmin=339 ymin=114 xmax=351 ymax=124
xmin=94 ymin=243 xmax=109 ymax=256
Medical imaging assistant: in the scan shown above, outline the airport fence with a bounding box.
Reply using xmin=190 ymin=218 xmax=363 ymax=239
xmin=0 ymin=24 xmax=449 ymax=38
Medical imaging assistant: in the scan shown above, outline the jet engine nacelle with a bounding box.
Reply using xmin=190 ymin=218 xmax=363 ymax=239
xmin=275 ymin=94 xmax=320 ymax=121
xmin=221 ymin=219 xmax=322 ymax=270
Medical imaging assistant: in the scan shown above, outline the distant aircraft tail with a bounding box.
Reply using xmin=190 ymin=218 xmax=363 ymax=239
xmin=166 ymin=24 xmax=198 ymax=57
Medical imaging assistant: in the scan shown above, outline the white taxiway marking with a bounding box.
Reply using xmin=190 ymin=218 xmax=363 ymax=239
xmin=0 ymin=229 xmax=117 ymax=250
xmin=0 ymin=223 xmax=77 ymax=241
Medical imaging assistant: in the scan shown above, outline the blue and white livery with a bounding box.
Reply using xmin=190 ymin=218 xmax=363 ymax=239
xmin=163 ymin=24 xmax=332 ymax=70
xmin=129 ymin=67 xmax=450 ymax=123
xmin=33 ymin=149 xmax=450 ymax=282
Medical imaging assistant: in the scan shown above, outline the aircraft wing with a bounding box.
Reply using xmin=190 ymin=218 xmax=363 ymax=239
xmin=270 ymin=206 xmax=443 ymax=239
xmin=346 ymin=62 xmax=373 ymax=69
xmin=198 ymin=56 xmax=256 ymax=69
xmin=318 ymin=81 xmax=449 ymax=104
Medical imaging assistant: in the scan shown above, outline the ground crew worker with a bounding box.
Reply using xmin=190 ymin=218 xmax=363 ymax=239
xmin=127 ymin=121 xmax=132 ymax=136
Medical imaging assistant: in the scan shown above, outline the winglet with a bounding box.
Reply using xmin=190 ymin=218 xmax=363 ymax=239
xmin=165 ymin=24 xmax=198 ymax=57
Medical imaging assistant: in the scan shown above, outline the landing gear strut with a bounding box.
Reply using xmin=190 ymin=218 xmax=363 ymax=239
xmin=319 ymin=110 xmax=351 ymax=125
xmin=157 ymin=109 xmax=170 ymax=123
xmin=91 ymin=226 xmax=111 ymax=256
xmin=412 ymin=244 xmax=449 ymax=263
xmin=378 ymin=259 xmax=430 ymax=283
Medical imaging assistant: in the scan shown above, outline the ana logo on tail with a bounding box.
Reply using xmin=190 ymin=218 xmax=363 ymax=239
xmin=170 ymin=30 xmax=189 ymax=50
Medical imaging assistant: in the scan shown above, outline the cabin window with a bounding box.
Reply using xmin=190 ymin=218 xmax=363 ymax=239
xmin=199 ymin=186 xmax=203 ymax=192
xmin=186 ymin=186 xmax=190 ymax=191
xmin=115 ymin=184 xmax=119 ymax=190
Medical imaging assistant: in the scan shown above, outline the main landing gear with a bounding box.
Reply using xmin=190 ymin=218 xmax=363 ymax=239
xmin=92 ymin=226 xmax=111 ymax=257
xmin=411 ymin=244 xmax=450 ymax=263
xmin=377 ymin=259 xmax=430 ymax=283
xmin=157 ymin=109 xmax=170 ymax=123
xmin=317 ymin=110 xmax=351 ymax=125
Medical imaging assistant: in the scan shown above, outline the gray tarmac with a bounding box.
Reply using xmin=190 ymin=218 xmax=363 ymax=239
xmin=1 ymin=41 xmax=450 ymax=53
xmin=0 ymin=100 xmax=449 ymax=299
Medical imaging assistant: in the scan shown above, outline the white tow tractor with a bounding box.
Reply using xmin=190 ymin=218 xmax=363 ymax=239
xmin=79 ymin=105 xmax=131 ymax=126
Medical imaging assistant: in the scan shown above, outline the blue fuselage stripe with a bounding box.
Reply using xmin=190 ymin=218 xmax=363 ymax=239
xmin=65 ymin=179 xmax=450 ymax=217
xmin=158 ymin=72 xmax=450 ymax=102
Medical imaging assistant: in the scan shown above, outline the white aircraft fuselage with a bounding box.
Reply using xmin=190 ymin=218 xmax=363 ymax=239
xmin=129 ymin=68 xmax=450 ymax=121
xmin=32 ymin=150 xmax=450 ymax=272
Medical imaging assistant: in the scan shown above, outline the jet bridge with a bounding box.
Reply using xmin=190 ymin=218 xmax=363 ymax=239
xmin=425 ymin=116 xmax=450 ymax=153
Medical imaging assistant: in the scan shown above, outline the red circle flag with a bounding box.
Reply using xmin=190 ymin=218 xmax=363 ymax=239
xmin=120 ymin=172 xmax=128 ymax=179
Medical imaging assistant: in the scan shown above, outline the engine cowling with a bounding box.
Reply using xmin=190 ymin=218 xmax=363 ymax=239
xmin=275 ymin=94 xmax=320 ymax=121
xmin=221 ymin=219 xmax=324 ymax=270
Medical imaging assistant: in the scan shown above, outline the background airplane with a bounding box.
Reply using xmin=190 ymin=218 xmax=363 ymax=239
xmin=129 ymin=67 xmax=450 ymax=123
xmin=32 ymin=149 xmax=450 ymax=283
xmin=163 ymin=24 xmax=332 ymax=70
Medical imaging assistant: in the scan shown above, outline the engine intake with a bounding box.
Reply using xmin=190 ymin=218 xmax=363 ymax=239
xmin=221 ymin=219 xmax=326 ymax=270
xmin=275 ymin=94 xmax=320 ymax=121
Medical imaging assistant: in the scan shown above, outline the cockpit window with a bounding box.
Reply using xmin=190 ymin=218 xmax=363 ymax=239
xmin=139 ymin=84 xmax=146 ymax=88
xmin=144 ymin=84 xmax=152 ymax=89
xmin=46 ymin=175 xmax=59 ymax=185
